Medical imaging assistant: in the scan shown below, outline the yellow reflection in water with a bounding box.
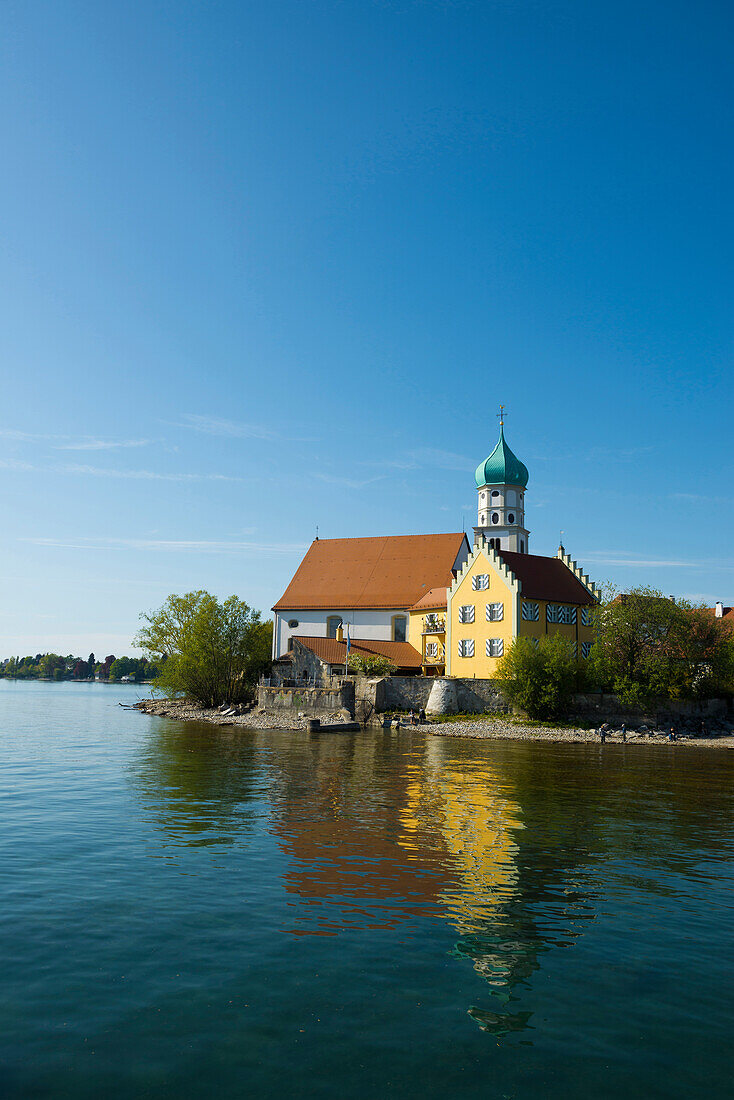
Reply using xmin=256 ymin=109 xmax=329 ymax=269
xmin=399 ymin=739 xmax=524 ymax=937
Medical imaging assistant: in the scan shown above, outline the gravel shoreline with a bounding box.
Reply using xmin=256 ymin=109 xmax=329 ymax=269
xmin=134 ymin=698 xmax=734 ymax=747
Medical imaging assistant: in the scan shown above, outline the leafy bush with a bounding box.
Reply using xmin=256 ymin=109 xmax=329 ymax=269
xmin=589 ymin=587 xmax=734 ymax=706
xmin=495 ymin=635 xmax=581 ymax=719
xmin=347 ymin=653 xmax=397 ymax=677
xmin=135 ymin=591 xmax=272 ymax=707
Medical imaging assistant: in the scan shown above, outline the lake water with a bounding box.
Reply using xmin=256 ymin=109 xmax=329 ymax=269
xmin=2 ymin=680 xmax=734 ymax=1098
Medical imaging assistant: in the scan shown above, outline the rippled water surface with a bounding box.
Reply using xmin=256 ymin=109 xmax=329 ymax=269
xmin=2 ymin=681 xmax=734 ymax=1098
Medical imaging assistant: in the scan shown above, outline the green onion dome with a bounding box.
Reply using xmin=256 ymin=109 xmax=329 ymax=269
xmin=474 ymin=425 xmax=529 ymax=488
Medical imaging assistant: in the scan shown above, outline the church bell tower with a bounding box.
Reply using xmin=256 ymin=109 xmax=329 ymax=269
xmin=473 ymin=408 xmax=530 ymax=553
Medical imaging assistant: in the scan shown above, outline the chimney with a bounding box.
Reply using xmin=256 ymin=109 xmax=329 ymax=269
xmin=715 ymin=601 xmax=724 ymax=618
xmin=336 ymin=625 xmax=344 ymax=642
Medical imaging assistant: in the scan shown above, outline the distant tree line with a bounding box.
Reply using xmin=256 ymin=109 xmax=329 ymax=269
xmin=0 ymin=652 xmax=160 ymax=682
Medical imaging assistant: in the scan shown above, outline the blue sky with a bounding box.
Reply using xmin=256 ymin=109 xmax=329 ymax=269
xmin=1 ymin=0 xmax=732 ymax=658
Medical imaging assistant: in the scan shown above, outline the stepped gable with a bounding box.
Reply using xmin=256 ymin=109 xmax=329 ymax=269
xmin=498 ymin=550 xmax=596 ymax=605
xmin=293 ymin=636 xmax=423 ymax=671
xmin=273 ymin=533 xmax=468 ymax=611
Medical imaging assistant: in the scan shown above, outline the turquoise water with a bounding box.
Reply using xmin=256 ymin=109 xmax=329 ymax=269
xmin=2 ymin=680 xmax=734 ymax=1098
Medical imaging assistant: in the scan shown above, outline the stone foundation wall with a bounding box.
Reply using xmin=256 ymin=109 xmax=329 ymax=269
xmin=573 ymin=692 xmax=732 ymax=727
xmin=257 ymin=681 xmax=354 ymax=717
xmin=356 ymin=675 xmax=510 ymax=715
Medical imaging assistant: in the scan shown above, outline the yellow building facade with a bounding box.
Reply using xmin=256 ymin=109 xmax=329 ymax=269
xmin=408 ymin=587 xmax=449 ymax=674
xmin=446 ymin=539 xmax=598 ymax=678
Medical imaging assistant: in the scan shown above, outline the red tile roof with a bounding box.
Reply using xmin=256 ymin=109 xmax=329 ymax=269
xmin=498 ymin=550 xmax=596 ymax=605
xmin=410 ymin=587 xmax=448 ymax=611
xmin=705 ymin=606 xmax=734 ymax=627
xmin=273 ymin=533 xmax=468 ymax=611
xmin=293 ymin=635 xmax=423 ymax=670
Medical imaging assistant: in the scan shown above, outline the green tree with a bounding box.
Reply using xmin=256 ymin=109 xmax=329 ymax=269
xmin=588 ymin=587 xmax=734 ymax=706
xmin=496 ymin=635 xmax=581 ymax=719
xmin=109 ymin=656 xmax=136 ymax=681
xmin=135 ymin=591 xmax=273 ymax=707
xmin=347 ymin=653 xmax=397 ymax=677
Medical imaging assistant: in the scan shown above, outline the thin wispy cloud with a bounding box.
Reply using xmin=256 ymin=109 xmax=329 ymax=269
xmin=56 ymin=439 xmax=150 ymax=452
xmin=313 ymin=473 xmax=386 ymax=490
xmin=171 ymin=412 xmax=319 ymax=445
xmin=0 ymin=428 xmax=151 ymax=450
xmin=25 ymin=536 xmax=307 ymax=554
xmin=579 ymin=550 xmax=734 ymax=571
xmin=408 ymin=447 xmax=473 ymax=471
xmin=356 ymin=457 xmax=420 ymax=471
xmin=171 ymin=413 xmax=278 ymax=440
xmin=0 ymin=458 xmax=240 ymax=482
xmin=358 ymin=447 xmax=473 ymax=473
xmin=670 ymin=492 xmax=734 ymax=505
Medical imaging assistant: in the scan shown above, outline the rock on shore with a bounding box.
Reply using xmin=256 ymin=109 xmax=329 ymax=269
xmin=134 ymin=697 xmax=349 ymax=730
xmin=134 ymin=697 xmax=734 ymax=746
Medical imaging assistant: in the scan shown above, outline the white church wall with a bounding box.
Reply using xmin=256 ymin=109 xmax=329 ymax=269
xmin=274 ymin=608 xmax=411 ymax=658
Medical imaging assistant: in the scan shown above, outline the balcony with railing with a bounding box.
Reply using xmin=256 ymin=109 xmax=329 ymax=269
xmin=422 ymin=615 xmax=446 ymax=635
xmin=423 ymin=641 xmax=445 ymax=666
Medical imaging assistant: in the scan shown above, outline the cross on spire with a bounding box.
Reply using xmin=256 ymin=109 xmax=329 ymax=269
xmin=497 ymin=404 xmax=507 ymax=427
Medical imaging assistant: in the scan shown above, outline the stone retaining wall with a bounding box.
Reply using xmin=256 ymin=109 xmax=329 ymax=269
xmin=356 ymin=675 xmax=510 ymax=715
xmin=572 ymin=692 xmax=732 ymax=727
xmin=257 ymin=681 xmax=355 ymax=717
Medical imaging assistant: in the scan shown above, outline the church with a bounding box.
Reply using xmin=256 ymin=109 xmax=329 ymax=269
xmin=272 ymin=416 xmax=599 ymax=678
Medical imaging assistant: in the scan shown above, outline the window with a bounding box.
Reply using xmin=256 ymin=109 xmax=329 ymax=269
xmin=522 ymin=601 xmax=539 ymax=621
xmin=481 ymin=514 xmax=486 ymax=525
xmin=581 ymin=607 xmax=592 ymax=627
xmin=547 ymin=605 xmax=577 ymax=625
xmin=287 ymin=618 xmax=299 ymax=628
xmin=458 ymin=639 xmax=475 ymax=658
xmin=425 ymin=641 xmax=438 ymax=659
xmin=491 ymin=490 xmax=500 ymax=498
xmin=393 ymin=615 xmax=407 ymax=642
xmin=486 ymin=638 xmax=504 ymax=658
xmin=458 ymin=604 xmax=475 ymax=624
xmin=488 ymin=537 xmax=500 ymax=550
xmin=581 ymin=641 xmax=592 ymax=659
xmin=327 ymin=616 xmax=343 ymax=638
xmin=472 ymin=574 xmax=489 ymax=591
xmin=520 ymin=540 xmax=524 ymax=553
xmin=508 ymin=513 xmax=515 ymax=524
xmin=491 ymin=512 xmax=500 ymax=524
xmin=486 ymin=602 xmax=504 ymax=622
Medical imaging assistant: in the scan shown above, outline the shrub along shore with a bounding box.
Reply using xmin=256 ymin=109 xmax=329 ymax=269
xmin=135 ymin=698 xmax=734 ymax=746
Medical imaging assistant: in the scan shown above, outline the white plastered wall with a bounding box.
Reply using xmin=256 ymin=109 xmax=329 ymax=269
xmin=273 ymin=608 xmax=411 ymax=658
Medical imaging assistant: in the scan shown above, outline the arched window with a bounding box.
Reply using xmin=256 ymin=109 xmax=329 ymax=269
xmin=491 ymin=512 xmax=499 ymax=524
xmin=392 ymin=615 xmax=407 ymax=642
xmin=326 ymin=616 xmax=342 ymax=639
xmin=520 ymin=539 xmax=525 ymax=553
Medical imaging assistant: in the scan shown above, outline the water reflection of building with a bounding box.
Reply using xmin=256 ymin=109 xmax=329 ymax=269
xmin=266 ymin=731 xmax=450 ymax=931
xmin=399 ymin=738 xmax=522 ymax=934
xmin=131 ymin=723 xmax=606 ymax=1039
xmin=267 ymin=731 xmax=543 ymax=1034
